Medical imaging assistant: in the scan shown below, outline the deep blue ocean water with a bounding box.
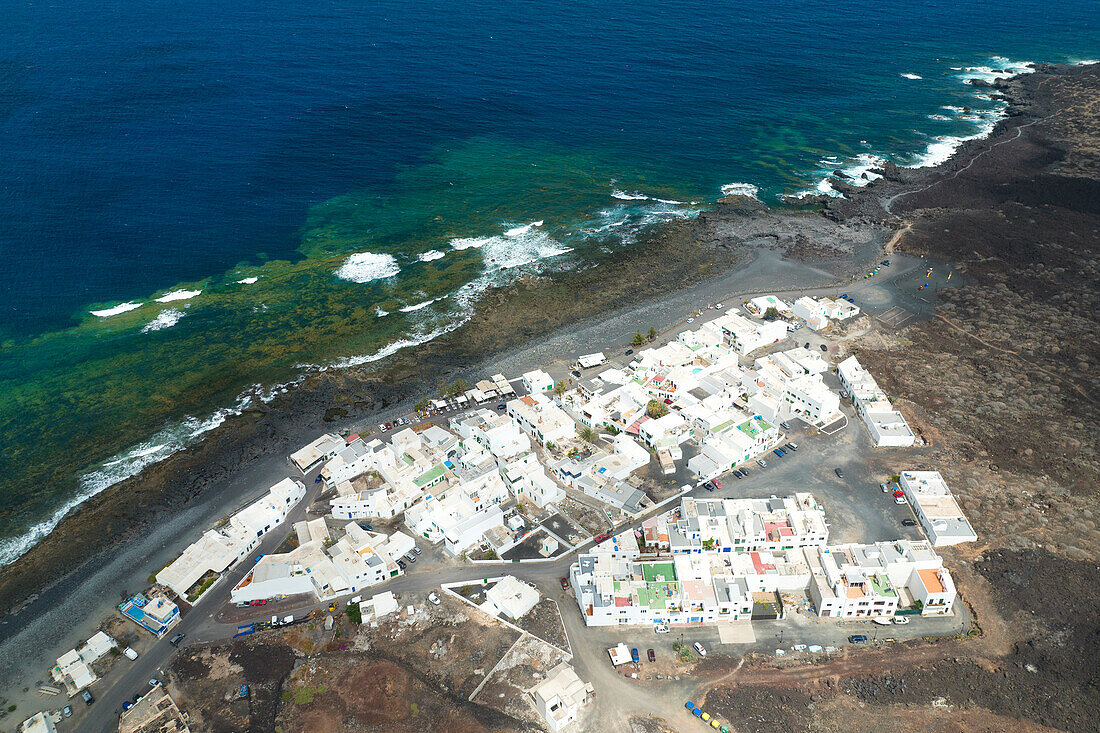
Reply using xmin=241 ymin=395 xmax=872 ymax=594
xmin=0 ymin=0 xmax=1096 ymax=562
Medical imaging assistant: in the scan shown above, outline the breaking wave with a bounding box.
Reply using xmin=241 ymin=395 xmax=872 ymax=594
xmin=503 ymin=220 xmax=544 ymax=236
xmin=141 ymin=308 xmax=185 ymax=333
xmin=90 ymin=301 xmax=142 ymax=318
xmin=720 ymin=182 xmax=761 ymax=199
xmin=155 ymin=289 xmax=201 ymax=303
xmin=335 ymin=252 xmax=401 ymax=283
xmin=0 ymin=395 xmax=251 ymax=567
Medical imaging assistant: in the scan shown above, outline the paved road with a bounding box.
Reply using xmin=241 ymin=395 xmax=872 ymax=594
xmin=75 ymin=468 xmax=330 ymax=733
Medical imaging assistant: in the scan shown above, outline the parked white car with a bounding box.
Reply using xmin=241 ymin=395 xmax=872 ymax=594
xmin=427 ymin=592 xmax=441 ymax=606
xmin=892 ymin=616 xmax=910 ymax=625
xmin=693 ymin=641 xmax=707 ymax=657
xmin=654 ymin=623 xmax=669 ymax=634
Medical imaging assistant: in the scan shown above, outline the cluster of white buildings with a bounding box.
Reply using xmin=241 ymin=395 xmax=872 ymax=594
xmin=230 ymin=518 xmax=415 ymax=603
xmin=316 ymin=402 xmax=573 ymax=556
xmin=559 ymin=302 xmax=869 ymax=483
xmin=743 ymin=347 xmax=841 ymax=427
xmin=551 ymin=432 xmax=651 ymax=513
xmin=837 ymin=356 xmax=916 ymax=447
xmin=156 ymin=477 xmax=306 ymax=599
xmin=570 ymin=493 xmax=959 ymax=627
xmin=792 ymin=296 xmax=861 ymax=331
xmin=644 ymin=494 xmax=830 ymax=554
xmin=50 ymin=631 xmax=117 ymax=694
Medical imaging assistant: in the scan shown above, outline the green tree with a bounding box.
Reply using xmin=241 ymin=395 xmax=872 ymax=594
xmin=414 ymin=396 xmax=429 ymax=413
xmin=763 ymin=307 xmax=780 ymax=321
xmin=702 ymin=538 xmax=717 ymax=550
xmin=648 ymin=326 xmax=658 ymax=341
xmin=646 ymin=399 xmax=669 ymax=419
xmin=553 ymin=380 xmax=567 ymax=397
xmin=580 ymin=426 xmax=596 ymax=443
xmin=631 ymin=331 xmax=647 ymax=346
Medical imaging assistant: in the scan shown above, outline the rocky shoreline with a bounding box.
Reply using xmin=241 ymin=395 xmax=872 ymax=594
xmin=0 ymin=61 xmax=1093 ymax=650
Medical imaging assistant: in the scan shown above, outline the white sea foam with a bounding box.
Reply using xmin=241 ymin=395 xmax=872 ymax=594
xmin=907 ymin=111 xmax=1001 ymax=168
xmin=0 ymin=395 xmax=251 ymax=567
xmin=900 ymin=73 xmax=922 ymax=80
xmin=399 ymin=297 xmax=441 ymax=313
xmin=610 ymin=189 xmax=650 ymax=201
xmin=235 ymin=277 xmax=259 ymax=284
xmin=720 ymin=182 xmax=760 ymax=199
xmin=927 ymin=114 xmax=951 ymax=121
xmin=653 ymin=198 xmax=684 ymax=205
xmin=141 ymin=308 xmax=184 ymax=333
xmin=839 ymin=153 xmax=887 ymax=185
xmin=503 ymin=220 xmax=544 ymax=237
xmin=957 ymin=56 xmax=1034 ymax=84
xmin=155 ymin=288 xmax=202 ymax=303
xmin=335 ymin=251 xmax=401 ymax=283
xmin=90 ymin=301 xmax=142 ymax=318
xmin=417 ymin=249 xmax=446 ymax=262
xmin=325 ymin=323 xmax=456 ymax=369
xmin=941 ymin=105 xmax=965 ymax=113
xmin=450 ymin=228 xmax=572 ymax=270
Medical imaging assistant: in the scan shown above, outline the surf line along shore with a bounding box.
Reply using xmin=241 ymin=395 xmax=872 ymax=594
xmin=0 ymin=62 xmax=1074 ymax=693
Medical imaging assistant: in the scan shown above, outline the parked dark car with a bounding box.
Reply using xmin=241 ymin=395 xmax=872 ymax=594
xmin=647 ymin=648 xmax=656 ymax=662
xmin=625 ymin=349 xmax=634 ymax=355
xmin=398 ymin=560 xmax=407 ymax=570
xmin=848 ymin=635 xmax=868 ymax=643
xmin=630 ymin=648 xmax=640 ymax=664
xmin=560 ymin=577 xmax=570 ymax=591
xmin=81 ymin=690 xmax=94 ymax=706
xmin=732 ymin=470 xmax=742 ymax=479
xmin=835 ymin=468 xmax=844 ymax=478
xmin=169 ymin=633 xmax=185 ymax=647
xmin=703 ymin=482 xmax=715 ymax=492
xmin=820 ymin=344 xmax=828 ymax=352
xmin=902 ymin=519 xmax=918 ymax=527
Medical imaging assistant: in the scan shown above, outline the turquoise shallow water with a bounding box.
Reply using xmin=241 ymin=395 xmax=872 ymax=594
xmin=0 ymin=0 xmax=1096 ymax=562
